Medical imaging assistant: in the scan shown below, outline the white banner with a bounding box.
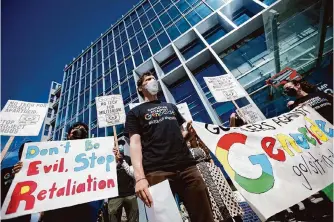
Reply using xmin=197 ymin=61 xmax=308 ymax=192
xmin=1 ymin=137 xmax=118 ymax=219
xmin=204 ymin=74 xmax=246 ymax=102
xmin=0 ymin=100 xmax=48 ymax=136
xmin=176 ymin=103 xmax=193 ymax=121
xmin=192 ymin=105 xmax=333 ymax=219
xmin=96 ymin=95 xmax=126 ymax=127
xmin=237 ymin=104 xmax=263 ymax=124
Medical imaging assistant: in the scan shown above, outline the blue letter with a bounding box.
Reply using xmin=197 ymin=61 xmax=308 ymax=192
xmin=74 ymin=153 xmax=89 ymax=172
xmin=26 ymin=146 xmax=39 ymax=159
xmin=64 ymin=142 xmax=71 ymax=153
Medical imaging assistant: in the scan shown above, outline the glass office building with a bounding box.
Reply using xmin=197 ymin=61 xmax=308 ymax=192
xmin=52 ymin=0 xmax=333 ymax=141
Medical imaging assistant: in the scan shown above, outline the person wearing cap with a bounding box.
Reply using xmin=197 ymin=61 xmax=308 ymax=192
xmin=107 ymin=139 xmax=138 ymax=222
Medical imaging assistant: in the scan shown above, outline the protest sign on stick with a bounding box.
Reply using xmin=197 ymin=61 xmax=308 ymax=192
xmin=0 ymin=100 xmax=48 ymax=136
xmin=192 ymin=105 xmax=333 ymax=220
xmin=96 ymin=95 xmax=126 ymax=150
xmin=1 ymin=137 xmax=118 ymax=219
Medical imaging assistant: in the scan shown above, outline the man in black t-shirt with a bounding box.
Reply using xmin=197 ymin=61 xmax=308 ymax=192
xmin=107 ymin=140 xmax=138 ymax=222
xmin=125 ymin=72 xmax=214 ymax=222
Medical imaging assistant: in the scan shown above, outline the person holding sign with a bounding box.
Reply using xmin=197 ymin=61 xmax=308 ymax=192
xmin=1 ymin=142 xmax=32 ymax=222
xmin=125 ymin=72 xmax=214 ymax=222
xmin=39 ymin=122 xmax=95 ymax=222
xmin=107 ymin=140 xmax=138 ymax=222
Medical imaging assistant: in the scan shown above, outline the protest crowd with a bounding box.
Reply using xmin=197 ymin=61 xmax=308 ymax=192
xmin=1 ymin=72 xmax=333 ymax=222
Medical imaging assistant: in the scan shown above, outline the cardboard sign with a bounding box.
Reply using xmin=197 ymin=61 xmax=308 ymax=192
xmin=176 ymin=103 xmax=193 ymax=121
xmin=204 ymin=74 xmax=246 ymax=102
xmin=95 ymin=95 xmax=126 ymax=127
xmin=236 ymin=104 xmax=263 ymax=124
xmin=1 ymin=137 xmax=118 ymax=219
xmin=0 ymin=100 xmax=48 ymax=136
xmin=192 ymin=105 xmax=333 ymax=219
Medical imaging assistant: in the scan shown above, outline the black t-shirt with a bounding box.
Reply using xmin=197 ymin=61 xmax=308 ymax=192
xmin=43 ymin=203 xmax=93 ymax=222
xmin=1 ymin=167 xmax=31 ymax=222
xmin=125 ymin=100 xmax=195 ymax=173
xmin=292 ymin=92 xmax=333 ymax=124
xmin=117 ymin=156 xmax=135 ymax=197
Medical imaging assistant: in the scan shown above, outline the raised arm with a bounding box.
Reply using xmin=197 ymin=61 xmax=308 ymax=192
xmin=129 ymin=133 xmax=152 ymax=207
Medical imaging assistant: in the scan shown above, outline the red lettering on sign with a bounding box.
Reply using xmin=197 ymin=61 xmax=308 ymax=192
xmin=27 ymin=161 xmax=41 ymax=176
xmin=261 ymin=137 xmax=286 ymax=162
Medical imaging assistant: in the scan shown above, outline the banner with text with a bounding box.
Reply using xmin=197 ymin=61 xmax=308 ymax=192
xmin=1 ymin=137 xmax=118 ymax=219
xmin=96 ymin=95 xmax=126 ymax=127
xmin=236 ymin=104 xmax=263 ymax=124
xmin=0 ymin=100 xmax=48 ymax=136
xmin=192 ymin=105 xmax=333 ymax=219
xmin=204 ymin=74 xmax=245 ymax=102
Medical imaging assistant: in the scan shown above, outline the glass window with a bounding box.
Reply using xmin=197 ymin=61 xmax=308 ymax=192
xmin=204 ymin=0 xmax=225 ymax=10
xmin=97 ymin=79 xmax=103 ymax=96
xmin=144 ymin=25 xmax=154 ymax=40
xmin=176 ymin=0 xmax=191 ymax=13
xmin=121 ymin=82 xmax=131 ymax=104
xmin=84 ymin=90 xmax=90 ymax=106
xmin=151 ymin=19 xmax=163 ymax=33
xmin=123 ymin=43 xmax=130 ymax=58
xmin=169 ymin=76 xmax=212 ymax=123
xmin=103 ymin=46 xmax=108 ymax=58
xmin=167 ymin=6 xmax=181 ymax=20
xmin=161 ymin=0 xmax=172 ymax=8
xmin=111 ymin=69 xmax=118 ymax=88
xmin=146 ymin=9 xmax=156 ymax=20
xmin=232 ymin=7 xmax=254 ymax=26
xmin=130 ymin=12 xmax=137 ymax=21
xmin=133 ymin=50 xmax=143 ymax=66
xmin=105 ymin=74 xmax=112 ymax=92
xmin=143 ymin=1 xmax=151 ymax=10
xmin=161 ymin=54 xmax=181 ymax=73
xmin=97 ymin=64 xmax=103 ymax=79
xmin=133 ymin=20 xmax=141 ymax=32
xmin=130 ymin=37 xmax=139 ymax=51
xmin=185 ymin=10 xmax=201 ymax=25
xmin=125 ymin=58 xmax=134 ymax=74
xmin=107 ymin=32 xmax=113 ymax=42
xmin=83 ymin=108 xmax=89 ymax=125
xmin=141 ymin=44 xmax=151 ymax=61
xmin=140 ymin=14 xmax=149 ymax=26
xmin=117 ymin=48 xmax=123 ymax=62
xmin=120 ymin=31 xmax=127 ymax=43
xmin=104 ymin=58 xmax=110 ymax=72
xmin=127 ymin=25 xmax=135 ymax=37
xmin=85 ymin=75 xmax=90 ymax=89
xmin=160 ymin=12 xmax=172 ymax=26
xmin=175 ymin=18 xmax=191 ymax=33
xmin=91 ymin=105 xmax=97 ymax=125
xmin=79 ymin=93 xmax=84 ymax=111
xmin=125 ymin=17 xmax=131 ymax=26
xmin=129 ymin=76 xmax=137 ymax=97
xmin=110 ymin=54 xmax=116 ymax=68
xmin=180 ymin=39 xmax=206 ymax=60
xmin=91 ymin=84 xmax=97 ymax=102
xmin=112 ymin=86 xmax=120 ymax=95
xmin=167 ymin=24 xmax=181 ymax=40
xmin=153 ymin=2 xmax=164 ymax=14
xmin=195 ymin=3 xmax=212 ymax=18
xmin=108 ymin=43 xmax=114 ymax=55
xmin=203 ymin=25 xmax=227 ymax=44
xmin=136 ymin=31 xmax=146 ymax=46
xmin=157 ymin=31 xmax=170 ymax=48
xmin=187 ymin=0 xmax=200 ymax=6
xmin=149 ymin=38 xmax=161 ymax=54
xmin=137 ymin=5 xmax=145 ymax=15
xmin=119 ymin=22 xmax=125 ymax=31
xmin=47 ymin=108 xmax=53 ymax=118
xmin=98 ymin=128 xmax=105 ymax=137
xmin=119 ymin=63 xmax=127 ymax=82
xmin=115 ymin=35 xmax=121 ymax=49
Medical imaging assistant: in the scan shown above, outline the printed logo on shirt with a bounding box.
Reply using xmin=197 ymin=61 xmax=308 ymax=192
xmin=145 ymin=106 xmax=176 ymax=125
xmin=304 ymin=97 xmax=331 ymax=110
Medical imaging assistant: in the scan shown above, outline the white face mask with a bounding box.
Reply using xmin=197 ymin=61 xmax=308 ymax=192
xmin=145 ymin=79 xmax=159 ymax=95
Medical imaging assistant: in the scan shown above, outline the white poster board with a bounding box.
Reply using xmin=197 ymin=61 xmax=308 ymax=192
xmin=1 ymin=137 xmax=118 ymax=219
xmin=0 ymin=100 xmax=48 ymax=136
xmin=176 ymin=103 xmax=193 ymax=121
xmin=192 ymin=105 xmax=333 ymax=219
xmin=145 ymin=180 xmax=183 ymax=222
xmin=204 ymin=74 xmax=246 ymax=102
xmin=236 ymin=104 xmax=263 ymax=124
xmin=95 ymin=95 xmax=126 ymax=127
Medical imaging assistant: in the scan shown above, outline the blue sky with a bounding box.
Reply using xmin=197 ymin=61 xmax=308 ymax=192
xmin=1 ymin=0 xmax=138 ymax=168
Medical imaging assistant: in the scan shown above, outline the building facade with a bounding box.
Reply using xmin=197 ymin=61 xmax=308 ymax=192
xmin=53 ymin=0 xmax=333 ymax=141
xmin=51 ymin=0 xmax=332 ymax=220
xmin=41 ymin=81 xmax=61 ymax=141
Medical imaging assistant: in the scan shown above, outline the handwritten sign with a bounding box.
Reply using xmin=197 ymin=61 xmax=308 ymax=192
xmin=0 ymin=100 xmax=48 ymax=136
xmin=95 ymin=95 xmax=126 ymax=127
xmin=236 ymin=104 xmax=263 ymax=124
xmin=1 ymin=137 xmax=118 ymax=219
xmin=204 ymin=74 xmax=245 ymax=102
xmin=192 ymin=105 xmax=333 ymax=220
xmin=176 ymin=103 xmax=193 ymax=121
